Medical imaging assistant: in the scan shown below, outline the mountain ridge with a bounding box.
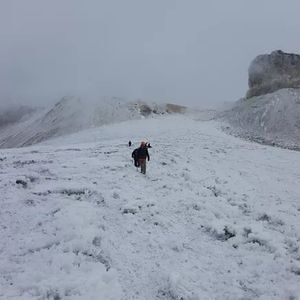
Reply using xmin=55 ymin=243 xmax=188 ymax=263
xmin=0 ymin=96 xmax=186 ymax=149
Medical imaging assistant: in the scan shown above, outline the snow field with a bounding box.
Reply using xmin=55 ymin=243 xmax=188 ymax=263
xmin=0 ymin=115 xmax=299 ymax=299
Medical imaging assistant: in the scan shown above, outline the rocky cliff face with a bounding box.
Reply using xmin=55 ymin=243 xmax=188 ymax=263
xmin=246 ymin=50 xmax=300 ymax=98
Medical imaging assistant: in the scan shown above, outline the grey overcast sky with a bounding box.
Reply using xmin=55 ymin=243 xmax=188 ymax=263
xmin=0 ymin=0 xmax=300 ymax=108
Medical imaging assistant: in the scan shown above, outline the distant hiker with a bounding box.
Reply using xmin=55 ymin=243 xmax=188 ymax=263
xmin=128 ymin=140 xmax=132 ymax=147
xmin=131 ymin=148 xmax=140 ymax=167
xmin=136 ymin=141 xmax=150 ymax=174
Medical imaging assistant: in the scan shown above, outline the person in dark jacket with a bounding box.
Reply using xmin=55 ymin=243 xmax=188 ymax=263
xmin=136 ymin=141 xmax=150 ymax=174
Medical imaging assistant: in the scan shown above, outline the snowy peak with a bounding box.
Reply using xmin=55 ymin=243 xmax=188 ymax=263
xmin=0 ymin=97 xmax=186 ymax=149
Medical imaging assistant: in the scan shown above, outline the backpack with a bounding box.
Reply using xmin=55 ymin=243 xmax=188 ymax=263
xmin=131 ymin=149 xmax=140 ymax=167
xmin=132 ymin=148 xmax=138 ymax=159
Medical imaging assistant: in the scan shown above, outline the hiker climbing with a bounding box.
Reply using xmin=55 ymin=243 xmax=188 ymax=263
xmin=136 ymin=141 xmax=150 ymax=174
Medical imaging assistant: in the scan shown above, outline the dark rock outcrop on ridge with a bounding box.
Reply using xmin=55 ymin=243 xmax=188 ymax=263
xmin=247 ymin=50 xmax=300 ymax=98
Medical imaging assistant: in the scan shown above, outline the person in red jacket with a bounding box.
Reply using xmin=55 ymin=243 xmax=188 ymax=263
xmin=136 ymin=141 xmax=150 ymax=174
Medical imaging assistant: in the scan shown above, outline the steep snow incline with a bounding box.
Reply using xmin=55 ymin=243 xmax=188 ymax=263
xmin=0 ymin=115 xmax=299 ymax=299
xmin=221 ymin=88 xmax=300 ymax=150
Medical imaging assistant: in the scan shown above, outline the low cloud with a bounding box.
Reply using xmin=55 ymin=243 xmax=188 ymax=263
xmin=1 ymin=1 xmax=300 ymax=109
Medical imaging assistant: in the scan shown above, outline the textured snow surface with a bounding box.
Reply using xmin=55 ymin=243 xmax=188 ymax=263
xmin=222 ymin=88 xmax=300 ymax=150
xmin=0 ymin=115 xmax=299 ymax=299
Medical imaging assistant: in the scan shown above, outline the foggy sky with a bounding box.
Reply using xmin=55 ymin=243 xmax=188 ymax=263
xmin=1 ymin=0 xmax=300 ymax=108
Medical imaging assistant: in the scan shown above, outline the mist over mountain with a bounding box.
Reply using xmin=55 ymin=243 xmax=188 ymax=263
xmin=0 ymin=105 xmax=36 ymax=127
xmin=0 ymin=96 xmax=186 ymax=149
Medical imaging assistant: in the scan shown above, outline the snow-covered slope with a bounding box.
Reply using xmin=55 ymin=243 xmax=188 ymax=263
xmin=0 ymin=97 xmax=186 ymax=149
xmin=0 ymin=115 xmax=299 ymax=299
xmin=221 ymin=88 xmax=300 ymax=150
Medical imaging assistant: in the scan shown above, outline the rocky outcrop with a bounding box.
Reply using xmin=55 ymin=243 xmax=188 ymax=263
xmin=246 ymin=50 xmax=300 ymax=98
xmin=165 ymin=103 xmax=186 ymax=114
xmin=133 ymin=101 xmax=186 ymax=116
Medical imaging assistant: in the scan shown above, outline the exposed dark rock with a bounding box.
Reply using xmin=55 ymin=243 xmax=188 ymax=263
xmin=247 ymin=50 xmax=300 ymax=98
xmin=139 ymin=104 xmax=152 ymax=116
xmin=165 ymin=103 xmax=186 ymax=113
xmin=122 ymin=208 xmax=137 ymax=215
xmin=16 ymin=179 xmax=27 ymax=188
